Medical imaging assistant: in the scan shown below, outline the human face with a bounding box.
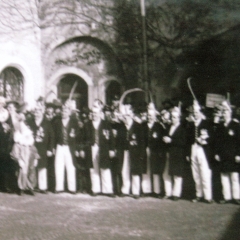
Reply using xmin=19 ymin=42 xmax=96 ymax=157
xmin=34 ymin=106 xmax=44 ymax=119
xmin=162 ymin=111 xmax=170 ymax=123
xmin=192 ymin=109 xmax=201 ymax=120
xmin=7 ymin=103 xmax=16 ymax=114
xmin=62 ymin=107 xmax=71 ymax=119
xmin=46 ymin=107 xmax=54 ymax=116
xmin=171 ymin=113 xmax=180 ymax=125
xmin=92 ymin=108 xmax=101 ymax=121
xmin=148 ymin=110 xmax=156 ymax=123
xmin=222 ymin=109 xmax=231 ymax=122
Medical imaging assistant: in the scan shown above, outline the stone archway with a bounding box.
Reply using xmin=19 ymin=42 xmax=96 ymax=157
xmin=45 ymin=36 xmax=124 ymax=107
xmin=57 ymin=74 xmax=88 ymax=110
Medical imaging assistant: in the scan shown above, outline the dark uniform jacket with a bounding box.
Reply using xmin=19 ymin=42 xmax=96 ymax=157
xmin=83 ymin=120 xmax=114 ymax=169
xmin=111 ymin=121 xmax=125 ymax=174
xmin=164 ymin=123 xmax=186 ymax=176
xmin=53 ymin=117 xmax=79 ymax=167
xmin=186 ymin=119 xmax=213 ymax=168
xmin=118 ymin=121 xmax=146 ymax=175
xmin=142 ymin=121 xmax=165 ymax=174
xmin=29 ymin=117 xmax=55 ymax=168
xmin=214 ymin=120 xmax=240 ymax=172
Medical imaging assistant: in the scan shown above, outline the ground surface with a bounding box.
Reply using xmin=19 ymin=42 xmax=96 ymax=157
xmin=0 ymin=192 xmax=239 ymax=240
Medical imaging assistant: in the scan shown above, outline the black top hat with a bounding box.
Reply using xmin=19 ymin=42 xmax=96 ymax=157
xmin=6 ymin=100 xmax=20 ymax=108
xmin=45 ymin=102 xmax=55 ymax=108
xmin=52 ymin=99 xmax=62 ymax=108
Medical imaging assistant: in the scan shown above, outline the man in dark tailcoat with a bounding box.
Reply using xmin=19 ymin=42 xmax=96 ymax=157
xmin=186 ymin=100 xmax=213 ymax=203
xmin=214 ymin=100 xmax=240 ymax=205
xmin=119 ymin=104 xmax=146 ymax=199
xmin=141 ymin=103 xmax=165 ymax=197
xmin=0 ymin=97 xmax=15 ymax=193
xmin=28 ymin=98 xmax=54 ymax=193
xmin=53 ymin=100 xmax=79 ymax=194
xmin=162 ymin=106 xmax=186 ymax=201
xmin=82 ymin=99 xmax=115 ymax=197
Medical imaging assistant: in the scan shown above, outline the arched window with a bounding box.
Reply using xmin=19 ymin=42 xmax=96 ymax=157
xmin=0 ymin=67 xmax=24 ymax=101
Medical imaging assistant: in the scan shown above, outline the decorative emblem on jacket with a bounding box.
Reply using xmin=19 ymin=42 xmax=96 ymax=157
xmin=130 ymin=133 xmax=137 ymax=146
xmin=2 ymin=122 xmax=10 ymax=133
xmin=103 ymin=129 xmax=110 ymax=140
xmin=152 ymin=132 xmax=158 ymax=138
xmin=112 ymin=129 xmax=117 ymax=138
xmin=197 ymin=129 xmax=209 ymax=145
xmin=36 ymin=127 xmax=44 ymax=142
xmin=69 ymin=128 xmax=76 ymax=138
xmin=228 ymin=129 xmax=234 ymax=136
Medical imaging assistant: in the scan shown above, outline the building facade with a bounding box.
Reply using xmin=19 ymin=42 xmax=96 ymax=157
xmin=0 ymin=0 xmax=123 ymax=109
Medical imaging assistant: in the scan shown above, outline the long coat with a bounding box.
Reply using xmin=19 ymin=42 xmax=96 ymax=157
xmin=28 ymin=117 xmax=55 ymax=169
xmin=121 ymin=121 xmax=147 ymax=175
xmin=142 ymin=121 xmax=165 ymax=174
xmin=111 ymin=121 xmax=125 ymax=174
xmin=164 ymin=124 xmax=186 ymax=176
xmin=83 ymin=120 xmax=114 ymax=169
xmin=214 ymin=120 xmax=240 ymax=172
xmin=53 ymin=117 xmax=80 ymax=167
xmin=186 ymin=119 xmax=213 ymax=168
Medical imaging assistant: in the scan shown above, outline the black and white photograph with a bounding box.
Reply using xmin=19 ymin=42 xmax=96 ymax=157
xmin=0 ymin=0 xmax=239 ymax=239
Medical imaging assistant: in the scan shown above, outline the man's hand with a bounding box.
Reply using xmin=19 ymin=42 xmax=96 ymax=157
xmin=186 ymin=156 xmax=190 ymax=162
xmin=80 ymin=151 xmax=85 ymax=159
xmin=19 ymin=159 xmax=24 ymax=168
xmin=215 ymin=155 xmax=220 ymax=161
xmin=163 ymin=136 xmax=172 ymax=143
xmin=34 ymin=159 xmax=38 ymax=167
xmin=47 ymin=151 xmax=53 ymax=157
xmin=75 ymin=151 xmax=79 ymax=157
xmin=235 ymin=156 xmax=240 ymax=163
xmin=109 ymin=150 xmax=115 ymax=158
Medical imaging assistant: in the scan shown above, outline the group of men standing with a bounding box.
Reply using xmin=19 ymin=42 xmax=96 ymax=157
xmin=0 ymin=94 xmax=240 ymax=205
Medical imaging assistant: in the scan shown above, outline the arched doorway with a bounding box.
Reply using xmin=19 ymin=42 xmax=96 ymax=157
xmin=58 ymin=74 xmax=88 ymax=110
xmin=105 ymin=81 xmax=121 ymax=106
xmin=0 ymin=67 xmax=24 ymax=101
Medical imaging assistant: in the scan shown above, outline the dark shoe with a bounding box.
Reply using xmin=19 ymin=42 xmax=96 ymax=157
xmin=162 ymin=195 xmax=172 ymax=200
xmin=233 ymin=199 xmax=240 ymax=205
xmin=132 ymin=195 xmax=140 ymax=199
xmin=203 ymin=199 xmax=213 ymax=204
xmin=68 ymin=191 xmax=76 ymax=195
xmin=219 ymin=199 xmax=231 ymax=204
xmin=39 ymin=190 xmax=48 ymax=194
xmin=141 ymin=193 xmax=151 ymax=197
xmin=17 ymin=189 xmax=23 ymax=196
xmin=28 ymin=189 xmax=35 ymax=196
xmin=54 ymin=190 xmax=63 ymax=194
xmin=192 ymin=197 xmax=202 ymax=203
xmin=172 ymin=196 xmax=180 ymax=201
xmin=90 ymin=192 xmax=98 ymax=197
xmin=105 ymin=193 xmax=116 ymax=198
xmin=119 ymin=193 xmax=129 ymax=197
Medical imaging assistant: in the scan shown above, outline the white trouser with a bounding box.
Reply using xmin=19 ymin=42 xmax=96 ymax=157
xmin=90 ymin=144 xmax=113 ymax=194
xmin=191 ymin=144 xmax=212 ymax=200
xmin=55 ymin=145 xmax=76 ymax=192
xmin=221 ymin=172 xmax=240 ymax=200
xmin=163 ymin=157 xmax=182 ymax=197
xmin=142 ymin=148 xmax=152 ymax=193
xmin=38 ymin=168 xmax=47 ymax=191
xmin=142 ymin=148 xmax=161 ymax=194
xmin=121 ymin=150 xmax=140 ymax=195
